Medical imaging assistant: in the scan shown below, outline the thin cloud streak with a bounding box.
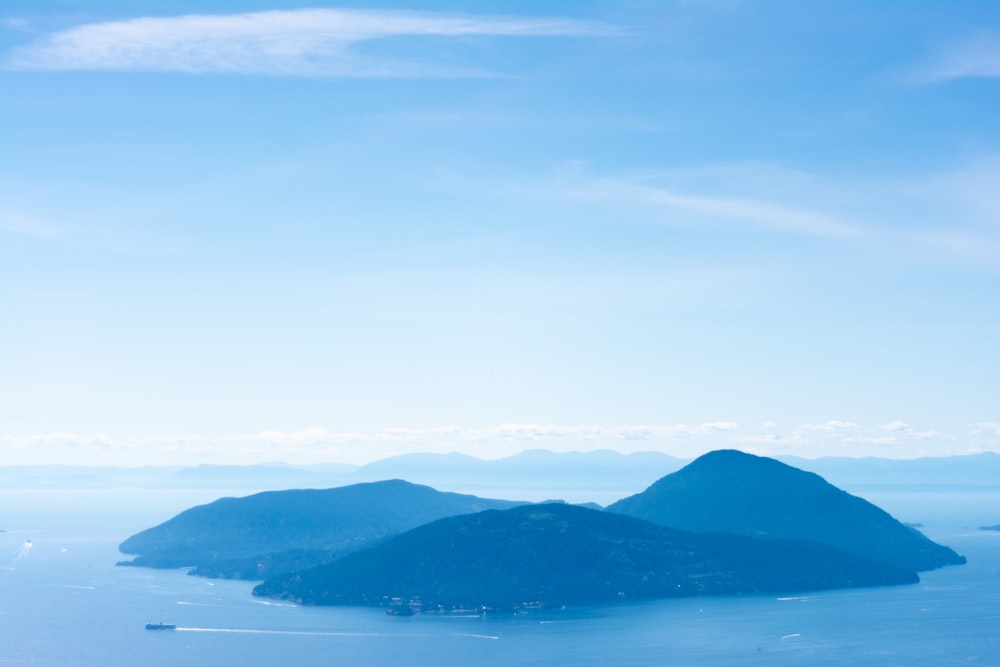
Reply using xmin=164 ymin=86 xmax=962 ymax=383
xmin=563 ymin=175 xmax=867 ymax=240
xmin=918 ymin=32 xmax=1000 ymax=82
xmin=6 ymin=9 xmax=615 ymax=77
xmin=546 ymin=159 xmax=1000 ymax=263
xmin=629 ymin=183 xmax=865 ymax=239
xmin=0 ymin=211 xmax=67 ymax=239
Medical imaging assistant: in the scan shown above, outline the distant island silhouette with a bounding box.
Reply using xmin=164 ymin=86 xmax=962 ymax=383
xmin=608 ymin=449 xmax=965 ymax=572
xmin=119 ymin=450 xmax=966 ymax=611
xmin=118 ymin=480 xmax=524 ymax=579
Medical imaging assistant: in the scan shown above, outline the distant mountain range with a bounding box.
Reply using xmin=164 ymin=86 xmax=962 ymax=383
xmin=4 ymin=450 xmax=1000 ymax=499
xmin=352 ymin=449 xmax=686 ymax=500
xmin=119 ymin=450 xmax=966 ymax=610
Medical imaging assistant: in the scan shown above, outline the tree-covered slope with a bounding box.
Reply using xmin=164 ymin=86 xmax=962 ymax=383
xmin=118 ymin=479 xmax=524 ymax=570
xmin=608 ymin=450 xmax=965 ymax=572
xmin=253 ymin=503 xmax=917 ymax=611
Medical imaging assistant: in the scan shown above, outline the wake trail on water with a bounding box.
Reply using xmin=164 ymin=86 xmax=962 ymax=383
xmin=175 ymin=628 xmax=500 ymax=640
xmin=253 ymin=600 xmax=296 ymax=608
xmin=7 ymin=541 xmax=32 ymax=567
xmin=176 ymin=628 xmax=427 ymax=638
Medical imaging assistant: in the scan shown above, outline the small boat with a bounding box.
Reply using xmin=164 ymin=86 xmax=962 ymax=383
xmin=145 ymin=623 xmax=177 ymax=630
xmin=386 ymin=605 xmax=415 ymax=616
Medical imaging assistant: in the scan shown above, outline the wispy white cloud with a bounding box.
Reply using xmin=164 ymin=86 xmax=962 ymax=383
xmin=610 ymin=422 xmax=739 ymax=439
xmin=843 ymin=425 xmax=948 ymax=446
xmin=541 ymin=157 xmax=1000 ymax=266
xmin=3 ymin=17 xmax=31 ymax=32
xmin=881 ymin=420 xmax=909 ymax=432
xmin=255 ymin=426 xmax=462 ymax=446
xmin=254 ymin=422 xmax=739 ymax=447
xmin=795 ymin=419 xmax=951 ymax=444
xmin=0 ymin=211 xmax=66 ymax=239
xmin=969 ymin=422 xmax=1000 ymax=447
xmin=793 ymin=420 xmax=863 ymax=436
xmin=918 ymin=32 xmax=1000 ymax=82
xmin=731 ymin=419 xmax=959 ymax=457
xmin=907 ymin=230 xmax=1000 ymax=263
xmin=892 ymin=156 xmax=1000 ymax=262
xmin=257 ymin=427 xmax=365 ymax=445
xmin=470 ymin=422 xmax=738 ymax=442
xmin=580 ymin=177 xmax=866 ymax=239
xmin=971 ymin=421 xmax=1000 ymax=436
xmin=0 ymin=432 xmax=119 ymax=451
xmin=4 ymin=420 xmax=993 ymax=466
xmin=5 ymin=9 xmax=613 ymax=77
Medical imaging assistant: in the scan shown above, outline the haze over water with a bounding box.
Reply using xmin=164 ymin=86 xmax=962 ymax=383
xmin=2 ymin=486 xmax=997 ymax=666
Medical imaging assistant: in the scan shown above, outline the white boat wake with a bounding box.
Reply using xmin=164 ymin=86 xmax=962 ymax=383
xmin=176 ymin=627 xmax=425 ymax=638
xmin=8 ymin=541 xmax=32 ymax=567
xmin=174 ymin=627 xmax=500 ymax=640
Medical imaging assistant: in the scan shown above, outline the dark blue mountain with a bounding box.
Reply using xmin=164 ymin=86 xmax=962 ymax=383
xmin=118 ymin=479 xmax=524 ymax=573
xmin=608 ymin=450 xmax=965 ymax=572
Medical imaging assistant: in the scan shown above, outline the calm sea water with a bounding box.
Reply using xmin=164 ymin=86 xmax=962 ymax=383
xmin=1 ymin=488 xmax=998 ymax=666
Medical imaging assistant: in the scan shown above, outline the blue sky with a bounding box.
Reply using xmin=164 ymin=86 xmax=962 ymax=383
xmin=1 ymin=1 xmax=999 ymax=465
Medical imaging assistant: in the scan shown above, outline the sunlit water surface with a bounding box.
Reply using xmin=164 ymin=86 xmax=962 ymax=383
xmin=1 ymin=488 xmax=998 ymax=666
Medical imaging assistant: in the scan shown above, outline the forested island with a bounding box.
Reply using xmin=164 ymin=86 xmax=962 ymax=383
xmin=119 ymin=450 xmax=966 ymax=611
xmin=117 ymin=480 xmax=523 ymax=579
xmin=608 ymin=450 xmax=964 ymax=572
xmin=252 ymin=502 xmax=917 ymax=611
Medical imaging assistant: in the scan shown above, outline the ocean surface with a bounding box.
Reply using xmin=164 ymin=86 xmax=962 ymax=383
xmin=1 ymin=487 xmax=998 ymax=666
